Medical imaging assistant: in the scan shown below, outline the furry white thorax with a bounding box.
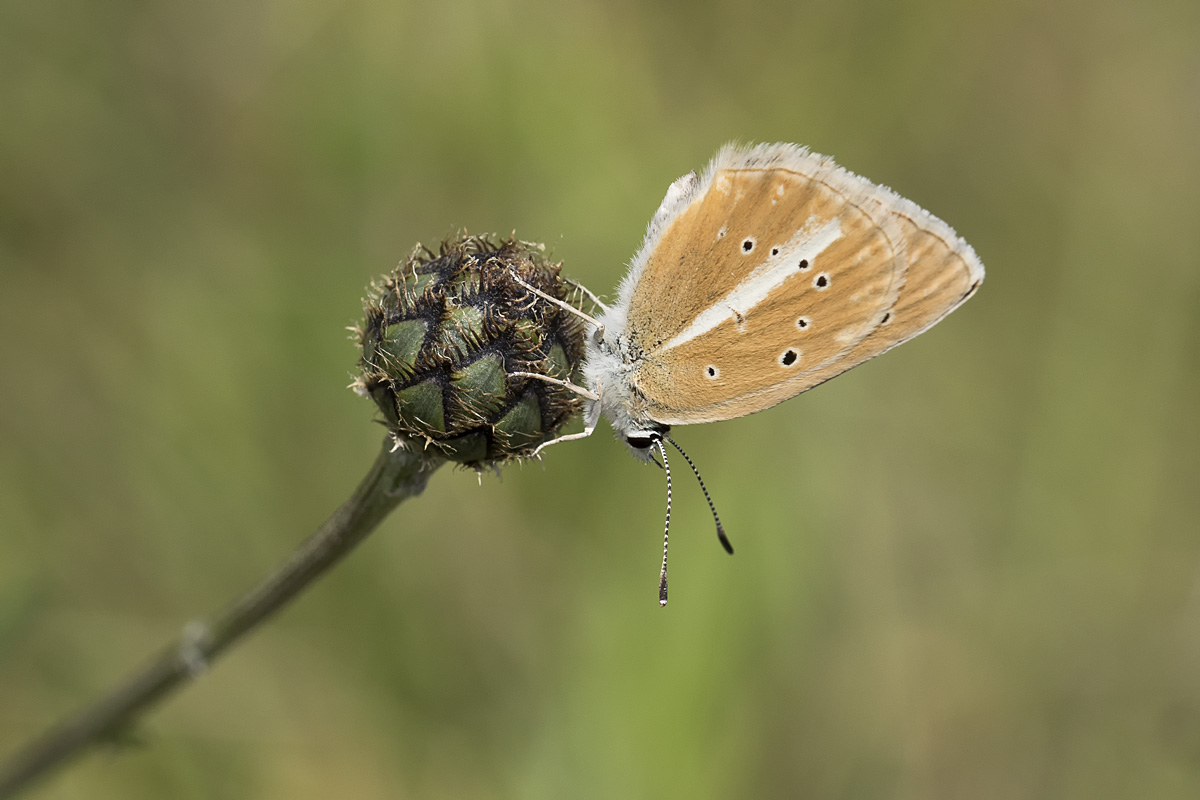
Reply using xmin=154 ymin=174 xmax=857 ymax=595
xmin=582 ymin=326 xmax=660 ymax=459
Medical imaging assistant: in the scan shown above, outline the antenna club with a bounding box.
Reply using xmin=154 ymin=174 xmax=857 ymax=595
xmin=717 ymin=525 xmax=734 ymax=555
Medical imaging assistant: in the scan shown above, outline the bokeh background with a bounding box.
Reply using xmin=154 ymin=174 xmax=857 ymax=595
xmin=2 ymin=0 xmax=1199 ymax=797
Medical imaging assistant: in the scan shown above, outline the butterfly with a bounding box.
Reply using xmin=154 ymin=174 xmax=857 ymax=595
xmin=514 ymin=142 xmax=984 ymax=604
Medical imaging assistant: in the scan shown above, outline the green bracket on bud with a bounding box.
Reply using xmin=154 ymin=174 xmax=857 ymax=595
xmin=355 ymin=234 xmax=588 ymax=468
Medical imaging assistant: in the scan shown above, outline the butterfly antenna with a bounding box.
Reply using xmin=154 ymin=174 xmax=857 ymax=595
xmin=654 ymin=437 xmax=672 ymax=607
xmin=664 ymin=435 xmax=733 ymax=555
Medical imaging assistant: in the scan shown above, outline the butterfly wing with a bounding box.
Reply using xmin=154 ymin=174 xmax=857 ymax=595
xmin=620 ymin=143 xmax=983 ymax=425
xmin=614 ymin=142 xmax=979 ymax=424
xmin=783 ymin=212 xmax=984 ymax=400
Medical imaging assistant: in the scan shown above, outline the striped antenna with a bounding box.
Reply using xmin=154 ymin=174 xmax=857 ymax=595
xmin=654 ymin=437 xmax=672 ymax=606
xmin=664 ymin=435 xmax=733 ymax=554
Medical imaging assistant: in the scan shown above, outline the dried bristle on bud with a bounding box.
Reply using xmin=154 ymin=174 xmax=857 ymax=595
xmin=357 ymin=233 xmax=587 ymax=467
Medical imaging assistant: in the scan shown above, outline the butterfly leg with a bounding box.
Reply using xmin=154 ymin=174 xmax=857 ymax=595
xmin=508 ymin=269 xmax=604 ymax=333
xmin=509 ymin=371 xmax=599 ymax=401
xmin=527 ymin=397 xmax=602 ymax=458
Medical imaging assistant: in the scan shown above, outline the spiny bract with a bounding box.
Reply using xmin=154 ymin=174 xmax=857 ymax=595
xmin=356 ymin=234 xmax=587 ymax=467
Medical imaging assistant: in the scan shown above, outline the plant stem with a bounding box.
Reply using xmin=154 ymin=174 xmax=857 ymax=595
xmin=0 ymin=440 xmax=443 ymax=799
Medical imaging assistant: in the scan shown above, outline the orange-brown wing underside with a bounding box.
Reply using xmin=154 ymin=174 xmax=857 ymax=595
xmin=785 ymin=216 xmax=983 ymax=400
xmin=626 ymin=147 xmax=982 ymax=425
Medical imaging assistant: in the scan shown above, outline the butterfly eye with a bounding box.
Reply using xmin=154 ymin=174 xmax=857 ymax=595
xmin=625 ymin=434 xmax=658 ymax=450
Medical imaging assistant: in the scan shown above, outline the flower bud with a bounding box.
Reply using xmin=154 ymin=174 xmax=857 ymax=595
xmin=356 ymin=234 xmax=586 ymax=467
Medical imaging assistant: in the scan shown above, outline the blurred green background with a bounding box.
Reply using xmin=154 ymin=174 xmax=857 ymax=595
xmin=2 ymin=0 xmax=1198 ymax=797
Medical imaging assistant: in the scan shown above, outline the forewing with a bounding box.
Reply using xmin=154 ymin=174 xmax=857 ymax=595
xmin=625 ymin=144 xmax=914 ymax=424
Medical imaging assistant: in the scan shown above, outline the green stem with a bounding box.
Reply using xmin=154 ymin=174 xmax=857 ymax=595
xmin=0 ymin=440 xmax=443 ymax=799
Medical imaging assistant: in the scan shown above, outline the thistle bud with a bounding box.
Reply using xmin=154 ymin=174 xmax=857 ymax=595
xmin=356 ymin=233 xmax=587 ymax=467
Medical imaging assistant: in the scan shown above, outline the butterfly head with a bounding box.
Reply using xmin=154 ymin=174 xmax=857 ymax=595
xmin=619 ymin=427 xmax=668 ymax=462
